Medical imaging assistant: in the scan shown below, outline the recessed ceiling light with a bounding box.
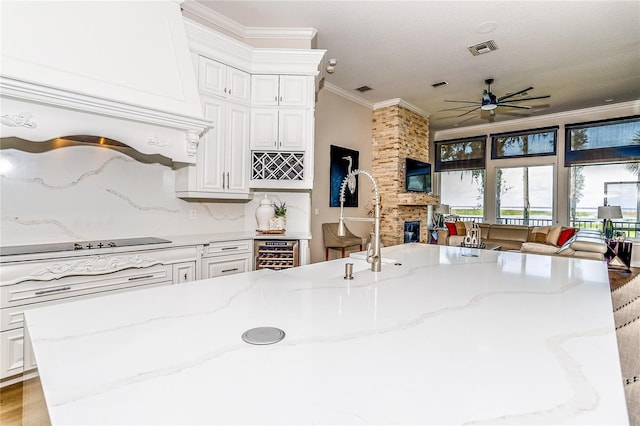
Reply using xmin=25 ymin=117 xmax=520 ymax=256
xmin=476 ymin=21 xmax=498 ymax=34
xmin=604 ymin=98 xmax=614 ymax=103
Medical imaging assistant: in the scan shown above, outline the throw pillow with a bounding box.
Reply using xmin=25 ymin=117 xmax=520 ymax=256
xmin=529 ymin=226 xmax=550 ymax=244
xmin=444 ymin=222 xmax=457 ymax=236
xmin=557 ymin=227 xmax=577 ymax=246
xmin=455 ymin=221 xmax=466 ymax=236
xmin=546 ymin=226 xmax=562 ymax=246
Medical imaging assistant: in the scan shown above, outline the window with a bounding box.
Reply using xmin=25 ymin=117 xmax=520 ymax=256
xmin=440 ymin=169 xmax=485 ymax=219
xmin=491 ymin=127 xmax=557 ymax=159
xmin=565 ymin=116 xmax=640 ymax=165
xmin=568 ymin=162 xmax=639 ymax=236
xmin=435 ymin=136 xmax=485 ymax=172
xmin=496 ymin=165 xmax=554 ymax=226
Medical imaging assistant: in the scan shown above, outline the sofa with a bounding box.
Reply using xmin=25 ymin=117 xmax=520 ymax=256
xmin=439 ymin=222 xmax=608 ymax=260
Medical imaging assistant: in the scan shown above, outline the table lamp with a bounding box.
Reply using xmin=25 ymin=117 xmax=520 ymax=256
xmin=433 ymin=204 xmax=450 ymax=229
xmin=597 ymin=205 xmax=622 ymax=239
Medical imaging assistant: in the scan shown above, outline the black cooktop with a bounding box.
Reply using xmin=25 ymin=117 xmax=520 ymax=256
xmin=0 ymin=237 xmax=172 ymax=256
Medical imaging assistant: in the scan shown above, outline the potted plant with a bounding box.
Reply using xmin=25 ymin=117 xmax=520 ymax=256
xmin=270 ymin=201 xmax=287 ymax=230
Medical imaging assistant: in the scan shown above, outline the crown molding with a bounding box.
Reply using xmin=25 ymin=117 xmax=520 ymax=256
xmin=434 ymin=100 xmax=640 ymax=140
xmin=245 ymin=27 xmax=318 ymax=40
xmin=321 ymin=82 xmax=374 ymax=109
xmin=181 ymin=1 xmax=317 ymax=42
xmin=373 ymin=98 xmax=430 ymax=119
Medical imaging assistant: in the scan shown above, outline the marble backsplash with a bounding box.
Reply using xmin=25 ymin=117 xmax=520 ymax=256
xmin=0 ymin=139 xmax=310 ymax=245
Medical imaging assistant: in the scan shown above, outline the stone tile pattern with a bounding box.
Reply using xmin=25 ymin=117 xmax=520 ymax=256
xmin=372 ymin=104 xmax=439 ymax=246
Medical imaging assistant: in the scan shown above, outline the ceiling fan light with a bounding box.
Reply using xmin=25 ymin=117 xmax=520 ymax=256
xmin=481 ymin=104 xmax=497 ymax=111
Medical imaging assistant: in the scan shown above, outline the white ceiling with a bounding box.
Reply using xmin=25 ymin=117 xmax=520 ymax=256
xmin=191 ymin=1 xmax=640 ymax=131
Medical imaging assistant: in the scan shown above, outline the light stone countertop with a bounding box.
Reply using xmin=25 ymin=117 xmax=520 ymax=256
xmin=0 ymin=231 xmax=312 ymax=263
xmin=24 ymin=243 xmax=629 ymax=425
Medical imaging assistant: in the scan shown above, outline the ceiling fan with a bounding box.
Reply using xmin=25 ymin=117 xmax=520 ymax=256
xmin=440 ymin=78 xmax=550 ymax=118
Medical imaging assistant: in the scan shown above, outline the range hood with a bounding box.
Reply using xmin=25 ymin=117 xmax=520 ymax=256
xmin=0 ymin=1 xmax=210 ymax=163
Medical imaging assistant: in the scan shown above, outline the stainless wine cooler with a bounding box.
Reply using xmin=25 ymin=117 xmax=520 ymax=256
xmin=254 ymin=240 xmax=299 ymax=270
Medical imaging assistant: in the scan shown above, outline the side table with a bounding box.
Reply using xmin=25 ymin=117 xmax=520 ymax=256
xmin=605 ymin=239 xmax=632 ymax=272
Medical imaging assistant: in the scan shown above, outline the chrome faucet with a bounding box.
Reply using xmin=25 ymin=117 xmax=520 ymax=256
xmin=338 ymin=169 xmax=381 ymax=272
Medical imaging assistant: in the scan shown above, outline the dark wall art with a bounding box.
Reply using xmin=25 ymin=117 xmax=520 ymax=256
xmin=330 ymin=145 xmax=359 ymax=207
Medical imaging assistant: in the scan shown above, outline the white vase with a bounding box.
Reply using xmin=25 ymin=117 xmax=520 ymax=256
xmin=255 ymin=195 xmax=275 ymax=231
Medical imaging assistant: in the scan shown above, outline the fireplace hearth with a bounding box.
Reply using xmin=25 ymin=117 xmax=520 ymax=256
xmin=404 ymin=221 xmax=420 ymax=243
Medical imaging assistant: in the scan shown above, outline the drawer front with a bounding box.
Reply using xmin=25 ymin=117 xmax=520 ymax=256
xmin=202 ymin=255 xmax=250 ymax=279
xmin=1 ymin=281 xmax=168 ymax=332
xmin=205 ymin=240 xmax=251 ymax=256
xmin=1 ymin=265 xmax=171 ymax=308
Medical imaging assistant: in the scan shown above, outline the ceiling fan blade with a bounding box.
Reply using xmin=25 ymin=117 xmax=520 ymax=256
xmin=457 ymin=106 xmax=481 ymax=117
xmin=499 ymin=104 xmax=532 ymax=110
xmin=498 ymin=87 xmax=534 ymax=102
xmin=438 ymin=105 xmax=480 ymax=112
xmin=500 ymin=95 xmax=551 ymax=102
xmin=444 ymin=99 xmax=480 ymax=104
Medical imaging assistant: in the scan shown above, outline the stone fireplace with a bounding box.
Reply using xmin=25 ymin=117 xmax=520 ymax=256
xmin=372 ymin=102 xmax=439 ymax=247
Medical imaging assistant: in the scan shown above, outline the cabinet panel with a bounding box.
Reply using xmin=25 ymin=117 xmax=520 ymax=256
xmin=202 ymin=255 xmax=250 ymax=279
xmin=1 ymin=329 xmax=24 ymax=379
xmin=279 ymin=75 xmax=310 ymax=107
xmin=198 ymin=57 xmax=250 ymax=105
xmin=227 ymin=67 xmax=250 ymax=104
xmin=250 ymin=109 xmax=279 ymax=150
xmin=225 ymin=103 xmax=250 ymax=191
xmin=198 ymin=57 xmax=226 ymax=97
xmin=251 ymin=75 xmax=279 ymax=106
xmin=173 ymin=262 xmax=195 ymax=284
xmin=279 ymin=109 xmax=308 ymax=151
xmin=199 ymin=97 xmax=225 ymax=191
xmin=205 ymin=240 xmax=252 ymax=256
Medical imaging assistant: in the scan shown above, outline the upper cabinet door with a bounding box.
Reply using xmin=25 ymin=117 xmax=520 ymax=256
xmin=226 ymin=67 xmax=250 ymax=105
xmin=199 ymin=57 xmax=250 ymax=104
xmin=279 ymin=75 xmax=311 ymax=107
xmin=198 ymin=57 xmax=226 ymax=98
xmin=251 ymin=75 xmax=279 ymax=106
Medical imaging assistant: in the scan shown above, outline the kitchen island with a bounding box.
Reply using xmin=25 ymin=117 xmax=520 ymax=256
xmin=24 ymin=243 xmax=628 ymax=425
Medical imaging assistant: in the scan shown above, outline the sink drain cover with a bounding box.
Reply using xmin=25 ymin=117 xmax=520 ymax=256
xmin=242 ymin=327 xmax=285 ymax=345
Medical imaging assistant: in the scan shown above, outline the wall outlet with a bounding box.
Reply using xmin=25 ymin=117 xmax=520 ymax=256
xmin=189 ymin=209 xmax=197 ymax=220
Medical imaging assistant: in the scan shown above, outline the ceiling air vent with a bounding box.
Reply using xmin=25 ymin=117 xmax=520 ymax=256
xmin=467 ymin=40 xmax=498 ymax=56
xmin=355 ymin=85 xmax=373 ymax=92
xmin=431 ymin=81 xmax=448 ymax=88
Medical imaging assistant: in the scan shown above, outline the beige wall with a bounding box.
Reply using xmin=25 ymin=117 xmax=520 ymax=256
xmin=311 ymin=88 xmax=373 ymax=263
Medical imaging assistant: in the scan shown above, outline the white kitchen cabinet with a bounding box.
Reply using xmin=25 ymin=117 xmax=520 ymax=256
xmin=201 ymin=240 xmax=253 ymax=279
xmin=199 ymin=56 xmax=250 ymax=105
xmin=175 ymin=95 xmax=251 ymax=199
xmin=250 ymin=108 xmax=310 ymax=151
xmin=251 ymin=75 xmax=312 ymax=108
xmin=0 ymin=246 xmax=197 ymax=384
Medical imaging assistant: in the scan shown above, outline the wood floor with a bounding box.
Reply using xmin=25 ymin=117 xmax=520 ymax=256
xmin=1 ymin=267 xmax=638 ymax=425
xmin=0 ymin=376 xmax=50 ymax=426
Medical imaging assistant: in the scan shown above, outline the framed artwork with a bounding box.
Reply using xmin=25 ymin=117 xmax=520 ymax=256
xmin=330 ymin=145 xmax=359 ymax=207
